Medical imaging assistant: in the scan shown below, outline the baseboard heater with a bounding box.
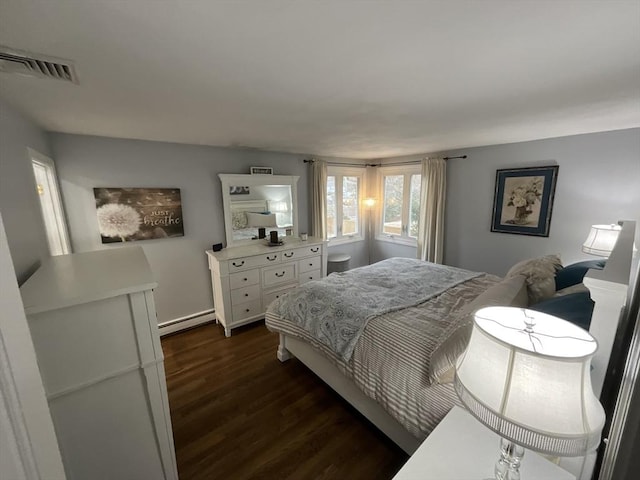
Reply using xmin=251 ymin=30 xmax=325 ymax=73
xmin=158 ymin=309 xmax=215 ymax=336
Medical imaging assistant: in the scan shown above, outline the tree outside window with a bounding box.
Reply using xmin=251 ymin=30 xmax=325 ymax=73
xmin=379 ymin=166 xmax=421 ymax=243
xmin=326 ymin=167 xmax=364 ymax=242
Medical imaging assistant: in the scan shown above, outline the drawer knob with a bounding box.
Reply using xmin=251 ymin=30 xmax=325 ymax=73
xmin=311 ymin=248 xmax=319 ymax=253
xmin=246 ymin=308 xmax=250 ymax=313
xmin=244 ymin=293 xmax=249 ymax=297
xmin=232 ymin=260 xmax=245 ymax=267
xmin=275 ymin=271 xmax=286 ymax=277
xmin=267 ymin=255 xmax=277 ymax=261
xmin=309 ymin=263 xmax=313 ymax=266
xmin=284 ymin=252 xmax=294 ymax=258
xmin=309 ymin=276 xmax=313 ymax=280
xmin=243 ymin=278 xmax=248 ymax=281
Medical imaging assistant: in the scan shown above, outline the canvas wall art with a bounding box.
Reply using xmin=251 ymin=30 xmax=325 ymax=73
xmin=490 ymin=166 xmax=559 ymax=237
xmin=94 ymin=187 xmax=184 ymax=243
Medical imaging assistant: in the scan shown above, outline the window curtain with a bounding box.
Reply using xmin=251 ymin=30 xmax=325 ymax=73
xmin=311 ymin=160 xmax=327 ymax=239
xmin=417 ymin=158 xmax=446 ymax=263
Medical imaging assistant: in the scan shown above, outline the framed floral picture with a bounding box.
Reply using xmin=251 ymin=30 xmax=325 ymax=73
xmin=490 ymin=165 xmax=559 ymax=236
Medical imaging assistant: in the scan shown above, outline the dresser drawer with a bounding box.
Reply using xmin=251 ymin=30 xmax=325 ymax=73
xmin=228 ymin=252 xmax=280 ymax=271
xmin=292 ymin=244 xmax=322 ymax=259
xmin=230 ymin=284 xmax=261 ymax=305
xmin=263 ymin=285 xmax=297 ymax=308
xmin=229 ymin=269 xmax=260 ymax=290
xmin=299 ymin=256 xmax=321 ymax=273
xmin=232 ymin=299 xmax=262 ymax=322
xmin=262 ymin=263 xmax=297 ymax=287
xmin=281 ymin=249 xmax=298 ymax=261
xmin=299 ymin=269 xmax=321 ymax=284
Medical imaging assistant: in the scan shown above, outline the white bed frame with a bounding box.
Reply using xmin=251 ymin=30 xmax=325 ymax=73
xmin=276 ymin=220 xmax=637 ymax=479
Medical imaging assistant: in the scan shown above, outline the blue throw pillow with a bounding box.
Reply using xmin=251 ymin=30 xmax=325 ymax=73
xmin=529 ymin=292 xmax=594 ymax=330
xmin=555 ymin=260 xmax=606 ymax=291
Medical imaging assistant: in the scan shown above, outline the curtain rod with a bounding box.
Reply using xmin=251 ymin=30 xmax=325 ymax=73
xmin=304 ymin=155 xmax=467 ymax=167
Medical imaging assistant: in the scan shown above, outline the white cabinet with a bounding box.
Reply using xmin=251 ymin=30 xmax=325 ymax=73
xmin=206 ymin=237 xmax=327 ymax=336
xmin=19 ymin=247 xmax=178 ymax=480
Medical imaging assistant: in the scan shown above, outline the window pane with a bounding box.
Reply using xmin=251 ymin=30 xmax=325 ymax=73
xmin=382 ymin=175 xmax=403 ymax=235
xmin=409 ymin=174 xmax=421 ymax=238
xmin=342 ymin=176 xmax=359 ymax=236
xmin=326 ymin=176 xmax=337 ymax=238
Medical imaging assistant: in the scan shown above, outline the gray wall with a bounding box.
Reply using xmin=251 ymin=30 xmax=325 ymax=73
xmin=0 ymin=100 xmax=52 ymax=284
xmin=50 ymin=133 xmax=322 ymax=324
xmin=375 ymin=128 xmax=640 ymax=276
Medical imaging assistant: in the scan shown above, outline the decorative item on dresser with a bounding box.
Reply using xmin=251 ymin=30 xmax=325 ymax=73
xmin=19 ymin=246 xmax=178 ymax=480
xmin=206 ymin=237 xmax=327 ymax=337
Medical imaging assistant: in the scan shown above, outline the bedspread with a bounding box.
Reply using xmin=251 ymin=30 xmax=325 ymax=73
xmin=265 ymin=272 xmax=501 ymax=439
xmin=267 ymin=258 xmax=482 ymax=361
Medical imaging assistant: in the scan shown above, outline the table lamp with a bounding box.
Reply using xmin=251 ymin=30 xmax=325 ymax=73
xmin=454 ymin=306 xmax=605 ymax=480
xmin=582 ymin=224 xmax=621 ymax=257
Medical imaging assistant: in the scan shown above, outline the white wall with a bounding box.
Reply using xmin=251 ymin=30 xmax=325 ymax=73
xmin=49 ymin=133 xmax=314 ymax=324
xmin=0 ymin=100 xmax=52 ymax=284
xmin=374 ymin=128 xmax=640 ymax=275
xmin=446 ymin=128 xmax=640 ymax=275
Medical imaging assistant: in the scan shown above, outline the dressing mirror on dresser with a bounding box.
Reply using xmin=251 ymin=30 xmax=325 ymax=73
xmin=219 ymin=174 xmax=299 ymax=247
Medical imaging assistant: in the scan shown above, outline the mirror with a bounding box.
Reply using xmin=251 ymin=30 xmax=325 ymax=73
xmin=219 ymin=174 xmax=299 ymax=247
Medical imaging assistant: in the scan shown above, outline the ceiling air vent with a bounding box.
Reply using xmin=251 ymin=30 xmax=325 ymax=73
xmin=0 ymin=45 xmax=78 ymax=84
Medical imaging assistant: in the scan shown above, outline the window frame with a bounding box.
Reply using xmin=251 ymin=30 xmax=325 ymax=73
xmin=29 ymin=148 xmax=71 ymax=256
xmin=326 ymin=166 xmax=365 ymax=245
xmin=376 ymin=165 xmax=421 ymax=247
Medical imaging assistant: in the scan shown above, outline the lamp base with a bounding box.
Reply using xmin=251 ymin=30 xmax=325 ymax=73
xmin=495 ymin=438 xmax=525 ymax=480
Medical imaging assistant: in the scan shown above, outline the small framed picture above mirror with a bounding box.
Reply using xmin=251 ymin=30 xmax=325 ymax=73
xmin=250 ymin=166 xmax=273 ymax=175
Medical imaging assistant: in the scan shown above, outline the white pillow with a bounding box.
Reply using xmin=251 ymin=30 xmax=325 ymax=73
xmin=506 ymin=254 xmax=562 ymax=304
xmin=246 ymin=212 xmax=277 ymax=228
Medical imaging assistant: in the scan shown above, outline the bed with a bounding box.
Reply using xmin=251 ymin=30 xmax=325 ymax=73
xmin=265 ymin=220 xmax=637 ymax=480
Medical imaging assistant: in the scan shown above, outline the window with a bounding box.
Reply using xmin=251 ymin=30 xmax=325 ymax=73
xmin=379 ymin=165 xmax=421 ymax=244
xmin=326 ymin=166 xmax=364 ymax=243
xmin=29 ymin=148 xmax=71 ymax=256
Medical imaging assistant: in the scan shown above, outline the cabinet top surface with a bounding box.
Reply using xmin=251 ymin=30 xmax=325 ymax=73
xmin=20 ymin=246 xmax=157 ymax=315
xmin=206 ymin=237 xmax=325 ymax=261
xmin=393 ymin=406 xmax=575 ymax=480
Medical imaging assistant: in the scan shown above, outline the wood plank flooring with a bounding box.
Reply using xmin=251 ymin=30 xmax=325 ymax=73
xmin=162 ymin=321 xmax=408 ymax=479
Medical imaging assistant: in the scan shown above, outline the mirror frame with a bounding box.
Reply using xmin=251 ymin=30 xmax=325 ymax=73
xmin=219 ymin=173 xmax=299 ymax=247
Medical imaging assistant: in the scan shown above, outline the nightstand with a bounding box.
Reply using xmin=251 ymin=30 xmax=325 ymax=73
xmin=392 ymin=406 xmax=575 ymax=480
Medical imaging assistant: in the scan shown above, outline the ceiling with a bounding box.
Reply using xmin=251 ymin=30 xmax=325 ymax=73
xmin=0 ymin=1 xmax=638 ymax=159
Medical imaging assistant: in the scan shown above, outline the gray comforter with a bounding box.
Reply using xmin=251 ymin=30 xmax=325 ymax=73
xmin=267 ymin=257 xmax=482 ymax=361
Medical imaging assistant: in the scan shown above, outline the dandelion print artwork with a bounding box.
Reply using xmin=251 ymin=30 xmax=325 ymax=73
xmin=97 ymin=204 xmax=141 ymax=241
xmin=490 ymin=166 xmax=559 ymax=237
xmin=94 ymin=188 xmax=184 ymax=243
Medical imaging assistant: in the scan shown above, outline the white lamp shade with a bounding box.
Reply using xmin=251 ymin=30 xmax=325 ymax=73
xmin=582 ymin=224 xmax=621 ymax=256
xmin=454 ymin=306 xmax=605 ymax=456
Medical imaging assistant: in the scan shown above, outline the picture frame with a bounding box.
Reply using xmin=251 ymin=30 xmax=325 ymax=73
xmin=490 ymin=165 xmax=559 ymax=237
xmin=229 ymin=186 xmax=250 ymax=195
xmin=250 ymin=166 xmax=273 ymax=175
xmin=93 ymin=187 xmax=184 ymax=243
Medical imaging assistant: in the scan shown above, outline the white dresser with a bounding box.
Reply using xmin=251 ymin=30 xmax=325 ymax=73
xmin=20 ymin=247 xmax=178 ymax=480
xmin=206 ymin=237 xmax=327 ymax=336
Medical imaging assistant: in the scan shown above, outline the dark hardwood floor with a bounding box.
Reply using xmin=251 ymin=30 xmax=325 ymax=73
xmin=162 ymin=321 xmax=408 ymax=479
